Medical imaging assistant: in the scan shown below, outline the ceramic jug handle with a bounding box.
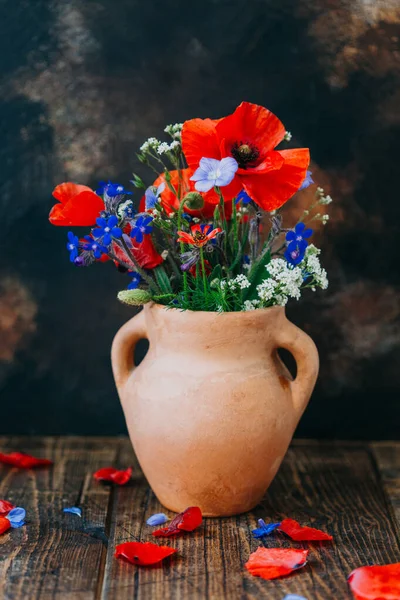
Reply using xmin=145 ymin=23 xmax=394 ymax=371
xmin=111 ymin=309 xmax=147 ymax=390
xmin=276 ymin=319 xmax=319 ymax=415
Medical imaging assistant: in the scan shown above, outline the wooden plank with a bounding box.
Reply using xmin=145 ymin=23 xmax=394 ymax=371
xmin=0 ymin=436 xmax=125 ymax=600
xmin=101 ymin=440 xmax=400 ymax=600
xmin=370 ymin=442 xmax=400 ymax=525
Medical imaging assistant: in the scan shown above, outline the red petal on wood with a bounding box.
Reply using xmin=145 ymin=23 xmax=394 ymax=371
xmin=0 ymin=500 xmax=15 ymax=516
xmin=115 ymin=541 xmax=177 ymax=566
xmin=245 ymin=547 xmax=309 ymax=580
xmin=348 ymin=563 xmax=400 ymax=600
xmin=0 ymin=517 xmax=11 ymax=536
xmin=279 ymin=518 xmax=333 ymax=541
xmin=0 ymin=452 xmax=53 ymax=469
xmin=152 ymin=506 xmax=202 ymax=537
xmin=93 ymin=467 xmax=132 ymax=485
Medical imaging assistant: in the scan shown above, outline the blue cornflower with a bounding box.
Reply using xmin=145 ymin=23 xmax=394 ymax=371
xmin=127 ymin=272 xmax=141 ymax=290
xmin=182 ymin=213 xmax=192 ymax=222
xmin=97 ymin=181 xmax=132 ymax=197
xmin=252 ymin=519 xmax=281 ymax=538
xmin=299 ymin=170 xmax=314 ymax=191
xmin=145 ymin=182 xmax=165 ymax=210
xmin=82 ymin=236 xmax=108 ymax=259
xmin=6 ymin=507 xmax=26 ymax=528
xmin=285 ymin=244 xmax=306 ymax=266
xmin=63 ymin=507 xmax=82 ymax=517
xmin=66 ymin=232 xmax=79 ymax=263
xmin=92 ymin=215 xmax=122 ymax=245
xmin=286 ymin=222 xmax=313 ymax=249
xmin=130 ymin=215 xmax=153 ymax=244
xmin=236 ymin=189 xmax=252 ymax=204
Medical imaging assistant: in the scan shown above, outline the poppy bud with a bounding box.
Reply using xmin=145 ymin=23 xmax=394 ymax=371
xmin=117 ymin=289 xmax=152 ymax=306
xmin=183 ymin=192 xmax=204 ymax=210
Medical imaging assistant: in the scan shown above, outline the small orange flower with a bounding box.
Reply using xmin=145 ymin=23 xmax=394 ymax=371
xmin=177 ymin=224 xmax=221 ymax=248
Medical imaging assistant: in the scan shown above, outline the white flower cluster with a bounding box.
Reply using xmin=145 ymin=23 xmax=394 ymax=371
xmin=243 ymin=299 xmax=260 ymax=311
xmin=220 ymin=274 xmax=251 ymax=291
xmin=284 ymin=131 xmax=292 ymax=141
xmin=139 ymin=137 xmax=160 ymax=152
xmin=316 ymin=187 xmax=333 ymax=205
xmin=156 ymin=140 xmax=180 ymax=155
xmin=302 ymin=245 xmax=329 ymax=289
xmin=164 ymin=123 xmax=183 ymax=139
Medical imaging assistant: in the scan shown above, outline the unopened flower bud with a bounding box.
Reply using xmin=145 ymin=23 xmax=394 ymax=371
xmin=183 ymin=192 xmax=204 ymax=210
xmin=117 ymin=289 xmax=152 ymax=306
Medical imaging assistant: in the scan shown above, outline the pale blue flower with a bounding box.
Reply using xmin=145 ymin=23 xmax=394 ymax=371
xmin=283 ymin=595 xmax=308 ymax=600
xmin=190 ymin=157 xmax=238 ymax=192
xmin=147 ymin=513 xmax=169 ymax=526
xmin=299 ymin=170 xmax=314 ymax=191
xmin=145 ymin=182 xmax=165 ymax=210
xmin=63 ymin=507 xmax=82 ymax=517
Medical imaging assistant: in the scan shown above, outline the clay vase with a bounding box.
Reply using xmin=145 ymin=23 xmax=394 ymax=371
xmin=112 ymin=302 xmax=319 ymax=517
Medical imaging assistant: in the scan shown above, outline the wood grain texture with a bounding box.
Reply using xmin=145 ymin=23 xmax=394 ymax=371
xmin=0 ymin=437 xmax=399 ymax=600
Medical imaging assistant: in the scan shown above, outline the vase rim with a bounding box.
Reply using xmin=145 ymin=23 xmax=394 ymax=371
xmin=145 ymin=301 xmax=285 ymax=318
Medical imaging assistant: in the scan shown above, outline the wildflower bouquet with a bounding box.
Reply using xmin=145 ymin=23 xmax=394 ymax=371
xmin=50 ymin=101 xmax=331 ymax=312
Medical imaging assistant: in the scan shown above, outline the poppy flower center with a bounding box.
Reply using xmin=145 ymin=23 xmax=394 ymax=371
xmin=194 ymin=231 xmax=207 ymax=244
xmin=231 ymin=141 xmax=260 ymax=169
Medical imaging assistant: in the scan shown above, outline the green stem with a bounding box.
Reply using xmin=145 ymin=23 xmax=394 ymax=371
xmin=200 ymin=246 xmax=208 ymax=299
xmin=177 ymin=195 xmax=189 ymax=302
xmin=119 ymin=238 xmax=160 ymax=294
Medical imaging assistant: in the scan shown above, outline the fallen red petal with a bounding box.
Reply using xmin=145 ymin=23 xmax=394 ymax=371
xmin=0 ymin=517 xmax=11 ymax=536
xmin=279 ymin=518 xmax=333 ymax=541
xmin=0 ymin=500 xmax=15 ymax=516
xmin=348 ymin=563 xmax=400 ymax=600
xmin=0 ymin=452 xmax=53 ymax=469
xmin=152 ymin=506 xmax=202 ymax=537
xmin=93 ymin=467 xmax=132 ymax=485
xmin=115 ymin=541 xmax=177 ymax=566
xmin=245 ymin=547 xmax=309 ymax=580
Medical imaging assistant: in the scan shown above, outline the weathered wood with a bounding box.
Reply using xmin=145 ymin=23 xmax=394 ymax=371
xmin=370 ymin=442 xmax=400 ymax=527
xmin=1 ymin=438 xmax=400 ymax=600
xmin=0 ymin=436 xmax=124 ymax=600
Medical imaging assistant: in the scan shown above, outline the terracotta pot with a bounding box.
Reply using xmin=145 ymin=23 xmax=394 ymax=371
xmin=112 ymin=302 xmax=319 ymax=517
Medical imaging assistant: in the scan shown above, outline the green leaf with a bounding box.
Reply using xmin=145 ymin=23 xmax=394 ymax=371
xmin=154 ymin=266 xmax=173 ymax=294
xmin=243 ymin=250 xmax=271 ymax=301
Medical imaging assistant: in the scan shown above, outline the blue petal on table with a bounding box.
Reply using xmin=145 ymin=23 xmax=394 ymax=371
xmin=63 ymin=507 xmax=82 ymax=517
xmin=283 ymin=595 xmax=308 ymax=600
xmin=252 ymin=519 xmax=281 ymax=538
xmin=147 ymin=513 xmax=169 ymax=526
xmin=7 ymin=507 xmax=26 ymax=528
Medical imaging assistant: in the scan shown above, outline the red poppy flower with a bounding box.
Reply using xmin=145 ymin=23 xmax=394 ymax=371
xmin=182 ymin=101 xmax=310 ymax=211
xmin=348 ymin=563 xmax=400 ymax=600
xmin=189 ymin=259 xmax=211 ymax=277
xmin=115 ymin=541 xmax=177 ymax=566
xmin=177 ymin=224 xmax=221 ymax=248
xmin=0 ymin=500 xmax=15 ymax=516
xmin=49 ymin=182 xmax=105 ymax=226
xmin=149 ymin=170 xmax=233 ymax=219
xmin=93 ymin=467 xmax=132 ymax=485
xmin=278 ymin=518 xmax=333 ymax=541
xmin=0 ymin=517 xmax=11 ymax=536
xmin=245 ymin=547 xmax=309 ymax=580
xmin=152 ymin=506 xmax=202 ymax=537
xmin=0 ymin=452 xmax=53 ymax=469
xmin=111 ymin=227 xmax=163 ymax=270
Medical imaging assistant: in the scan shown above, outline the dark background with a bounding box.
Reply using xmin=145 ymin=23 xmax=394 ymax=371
xmin=0 ymin=0 xmax=399 ymax=438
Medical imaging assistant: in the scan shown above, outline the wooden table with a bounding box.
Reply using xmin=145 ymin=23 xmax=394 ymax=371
xmin=0 ymin=438 xmax=399 ymax=599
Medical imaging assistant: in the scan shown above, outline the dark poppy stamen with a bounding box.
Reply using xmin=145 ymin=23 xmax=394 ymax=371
xmin=231 ymin=141 xmax=260 ymax=169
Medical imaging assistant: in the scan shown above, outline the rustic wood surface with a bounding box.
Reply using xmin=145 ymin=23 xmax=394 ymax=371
xmin=0 ymin=438 xmax=399 ymax=599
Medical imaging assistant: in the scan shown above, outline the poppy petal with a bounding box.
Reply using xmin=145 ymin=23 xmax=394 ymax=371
xmin=348 ymin=563 xmax=400 ymax=600
xmin=216 ymin=101 xmax=286 ymax=156
xmin=279 ymin=518 xmax=333 ymax=541
xmin=182 ymin=118 xmax=221 ymax=168
xmin=93 ymin=467 xmax=132 ymax=485
xmin=245 ymin=547 xmax=309 ymax=580
xmin=0 ymin=500 xmax=15 ymax=516
xmin=55 ymin=191 xmax=105 ymax=226
xmin=0 ymin=517 xmax=11 ymax=536
xmin=52 ymin=182 xmax=93 ymax=204
xmin=242 ymin=148 xmax=310 ymax=211
xmin=115 ymin=541 xmax=177 ymax=566
xmin=152 ymin=506 xmax=202 ymax=537
xmin=0 ymin=452 xmax=53 ymax=469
